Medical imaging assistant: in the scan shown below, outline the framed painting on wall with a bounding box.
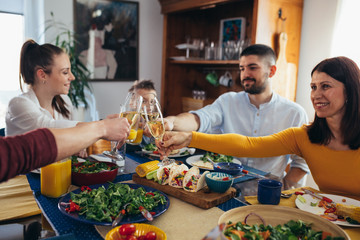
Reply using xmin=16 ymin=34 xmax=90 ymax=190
xmin=74 ymin=0 xmax=139 ymax=81
xmin=219 ymin=17 xmax=246 ymax=60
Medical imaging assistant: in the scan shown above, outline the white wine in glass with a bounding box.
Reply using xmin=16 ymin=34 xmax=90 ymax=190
xmin=143 ymin=97 xmax=174 ymax=166
xmin=103 ymin=92 xmax=143 ymax=161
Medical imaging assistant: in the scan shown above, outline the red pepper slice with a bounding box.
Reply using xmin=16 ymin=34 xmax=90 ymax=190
xmin=81 ymin=186 xmax=91 ymax=192
xmin=164 ymin=168 xmax=170 ymax=176
xmin=222 ymin=177 xmax=230 ymax=181
xmin=153 ymin=150 xmax=160 ymax=154
xmin=145 ymin=192 xmax=155 ymax=197
xmin=324 ymin=207 xmax=336 ymax=213
xmin=66 ymin=201 xmax=81 ymax=213
xmin=295 ymin=191 xmax=304 ymax=195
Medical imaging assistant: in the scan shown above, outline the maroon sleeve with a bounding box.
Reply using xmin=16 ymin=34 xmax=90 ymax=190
xmin=0 ymin=128 xmax=57 ymax=183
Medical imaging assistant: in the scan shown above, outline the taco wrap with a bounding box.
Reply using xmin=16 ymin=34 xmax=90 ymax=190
xmin=157 ymin=163 xmax=176 ymax=185
xmin=168 ymin=164 xmax=189 ymax=188
xmin=183 ymin=166 xmax=209 ymax=192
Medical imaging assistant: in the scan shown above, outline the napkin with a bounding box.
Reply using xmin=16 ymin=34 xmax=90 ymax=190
xmin=0 ymin=175 xmax=41 ymax=221
xmin=244 ymin=186 xmax=320 ymax=208
xmin=90 ymin=154 xmax=125 ymax=167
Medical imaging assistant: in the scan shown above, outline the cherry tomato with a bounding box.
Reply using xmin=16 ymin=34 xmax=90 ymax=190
xmin=137 ymin=236 xmax=146 ymax=240
xmin=124 ymin=236 xmax=138 ymax=240
xmin=145 ymin=231 xmax=157 ymax=240
xmin=119 ymin=224 xmax=136 ymax=236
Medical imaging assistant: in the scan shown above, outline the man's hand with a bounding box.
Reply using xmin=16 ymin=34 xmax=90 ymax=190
xmin=163 ymin=117 xmax=174 ymax=131
xmin=283 ymin=167 xmax=308 ymax=190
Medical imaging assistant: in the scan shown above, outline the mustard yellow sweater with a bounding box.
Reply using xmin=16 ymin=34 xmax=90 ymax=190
xmin=189 ymin=126 xmax=360 ymax=200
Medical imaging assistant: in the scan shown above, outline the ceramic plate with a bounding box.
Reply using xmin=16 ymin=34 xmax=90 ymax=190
xmin=218 ymin=205 xmax=349 ymax=239
xmin=58 ymin=183 xmax=170 ymax=226
xmin=186 ymin=155 xmax=242 ymax=171
xmin=175 ymin=43 xmax=198 ymax=50
xmin=141 ymin=147 xmax=195 ymax=158
xmin=295 ymin=193 xmax=360 ymax=227
xmin=170 ymin=56 xmax=187 ymax=61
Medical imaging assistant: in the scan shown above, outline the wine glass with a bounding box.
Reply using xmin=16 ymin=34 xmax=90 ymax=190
xmin=103 ymin=92 xmax=143 ymax=161
xmin=143 ymin=97 xmax=174 ymax=166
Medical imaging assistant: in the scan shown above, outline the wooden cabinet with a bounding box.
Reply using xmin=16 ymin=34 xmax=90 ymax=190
xmin=158 ymin=0 xmax=304 ymax=116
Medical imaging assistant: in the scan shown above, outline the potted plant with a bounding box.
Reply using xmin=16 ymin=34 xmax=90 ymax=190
xmin=45 ymin=12 xmax=92 ymax=109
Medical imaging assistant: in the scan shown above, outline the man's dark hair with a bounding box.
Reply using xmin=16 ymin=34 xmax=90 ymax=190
xmin=240 ymin=44 xmax=276 ymax=66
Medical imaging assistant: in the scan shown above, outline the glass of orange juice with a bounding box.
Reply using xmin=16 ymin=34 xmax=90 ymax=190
xmin=103 ymin=92 xmax=143 ymax=161
xmin=129 ymin=115 xmax=145 ymax=145
xmin=41 ymin=158 xmax=71 ymax=198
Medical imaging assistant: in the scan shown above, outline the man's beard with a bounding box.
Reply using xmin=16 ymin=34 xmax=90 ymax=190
xmin=241 ymin=78 xmax=267 ymax=94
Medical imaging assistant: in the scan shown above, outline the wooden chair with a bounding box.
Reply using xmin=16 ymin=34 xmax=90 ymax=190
xmin=87 ymin=139 xmax=111 ymax=155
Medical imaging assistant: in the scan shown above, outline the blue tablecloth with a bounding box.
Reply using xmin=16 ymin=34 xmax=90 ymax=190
xmin=27 ymin=152 xmax=267 ymax=240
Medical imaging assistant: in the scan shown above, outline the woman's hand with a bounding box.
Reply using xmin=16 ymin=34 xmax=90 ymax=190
xmin=102 ymin=116 xmax=130 ymax=146
xmin=156 ymin=131 xmax=192 ymax=156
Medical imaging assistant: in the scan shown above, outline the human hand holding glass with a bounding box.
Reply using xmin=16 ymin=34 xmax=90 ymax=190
xmin=143 ymin=97 xmax=174 ymax=166
xmin=103 ymin=92 xmax=143 ymax=160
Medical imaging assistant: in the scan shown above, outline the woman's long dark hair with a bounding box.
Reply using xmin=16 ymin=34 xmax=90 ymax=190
xmin=306 ymin=56 xmax=360 ymax=149
xmin=19 ymin=39 xmax=70 ymax=118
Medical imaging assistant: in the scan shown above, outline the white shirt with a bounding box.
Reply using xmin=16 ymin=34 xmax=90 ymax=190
xmin=191 ymin=91 xmax=310 ymax=179
xmin=5 ymin=88 xmax=79 ymax=136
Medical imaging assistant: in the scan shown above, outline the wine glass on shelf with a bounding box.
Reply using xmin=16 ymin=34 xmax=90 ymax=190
xmin=143 ymin=97 xmax=174 ymax=166
xmin=103 ymin=92 xmax=143 ymax=161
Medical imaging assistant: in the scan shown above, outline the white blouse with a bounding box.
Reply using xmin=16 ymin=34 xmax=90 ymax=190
xmin=5 ymin=88 xmax=79 ymax=136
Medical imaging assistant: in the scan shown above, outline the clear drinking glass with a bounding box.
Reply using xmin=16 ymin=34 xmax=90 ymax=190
xmin=103 ymin=92 xmax=143 ymax=161
xmin=143 ymin=97 xmax=174 ymax=166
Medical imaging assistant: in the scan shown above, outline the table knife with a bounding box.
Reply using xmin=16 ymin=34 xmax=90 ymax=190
xmin=139 ymin=206 xmax=153 ymax=221
xmin=301 ymin=188 xmax=334 ymax=204
xmin=112 ymin=209 xmax=126 ymax=228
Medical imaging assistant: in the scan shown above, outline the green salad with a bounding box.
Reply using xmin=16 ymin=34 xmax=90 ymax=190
xmin=68 ymin=182 xmax=167 ymax=222
xmin=72 ymin=159 xmax=118 ymax=174
xmin=200 ymin=151 xmax=233 ymax=163
xmin=223 ymin=219 xmax=345 ymax=240
xmin=143 ymin=143 xmax=157 ymax=151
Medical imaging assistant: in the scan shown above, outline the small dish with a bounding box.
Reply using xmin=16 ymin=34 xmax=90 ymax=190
xmin=105 ymin=223 xmax=167 ymax=240
xmin=214 ymin=162 xmax=243 ymax=175
xmin=205 ymin=172 xmax=233 ymax=193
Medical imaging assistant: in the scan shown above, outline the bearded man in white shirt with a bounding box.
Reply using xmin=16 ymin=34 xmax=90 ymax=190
xmin=164 ymin=44 xmax=309 ymax=189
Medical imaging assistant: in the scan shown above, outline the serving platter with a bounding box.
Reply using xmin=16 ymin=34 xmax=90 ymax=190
xmin=186 ymin=155 xmax=242 ymax=171
xmin=142 ymin=147 xmax=195 ymax=158
xmin=58 ymin=183 xmax=170 ymax=226
xmin=218 ymin=205 xmax=349 ymax=239
xmin=295 ymin=193 xmax=360 ymax=227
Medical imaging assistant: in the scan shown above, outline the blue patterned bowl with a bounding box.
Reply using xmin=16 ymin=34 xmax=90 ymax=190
xmin=205 ymin=172 xmax=233 ymax=193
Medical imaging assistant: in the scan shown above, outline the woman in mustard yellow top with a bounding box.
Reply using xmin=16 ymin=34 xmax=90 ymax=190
xmin=159 ymin=56 xmax=360 ymax=200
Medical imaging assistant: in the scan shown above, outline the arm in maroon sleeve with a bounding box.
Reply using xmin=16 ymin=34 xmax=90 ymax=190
xmin=0 ymin=128 xmax=57 ymax=183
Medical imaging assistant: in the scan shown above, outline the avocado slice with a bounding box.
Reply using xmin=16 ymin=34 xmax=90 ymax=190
xmin=146 ymin=169 xmax=158 ymax=181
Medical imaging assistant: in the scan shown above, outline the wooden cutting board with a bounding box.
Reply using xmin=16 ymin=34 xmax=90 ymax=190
xmin=132 ymin=174 xmax=236 ymax=209
xmin=273 ymin=32 xmax=297 ymax=101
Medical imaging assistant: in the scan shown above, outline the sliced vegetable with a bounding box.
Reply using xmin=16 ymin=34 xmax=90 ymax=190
xmin=297 ymin=195 xmax=306 ymax=204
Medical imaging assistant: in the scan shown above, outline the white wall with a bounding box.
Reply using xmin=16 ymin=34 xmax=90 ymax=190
xmin=296 ymin=0 xmax=340 ymax=189
xmin=43 ymin=0 xmax=163 ymax=119
xmin=296 ymin=0 xmax=339 ymax=121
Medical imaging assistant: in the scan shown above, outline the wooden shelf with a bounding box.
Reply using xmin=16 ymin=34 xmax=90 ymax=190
xmin=170 ymin=59 xmax=240 ymax=65
xmin=159 ymin=0 xmax=304 ymax=116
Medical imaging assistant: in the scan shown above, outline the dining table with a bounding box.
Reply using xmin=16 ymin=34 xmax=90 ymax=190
xmin=1 ymin=148 xmax=360 ymax=240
